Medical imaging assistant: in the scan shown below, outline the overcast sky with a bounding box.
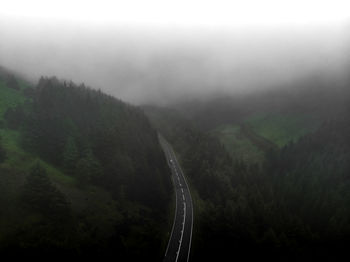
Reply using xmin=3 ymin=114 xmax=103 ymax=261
xmin=0 ymin=0 xmax=349 ymax=104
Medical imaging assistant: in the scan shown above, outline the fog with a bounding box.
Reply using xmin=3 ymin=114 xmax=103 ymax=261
xmin=0 ymin=14 xmax=349 ymax=105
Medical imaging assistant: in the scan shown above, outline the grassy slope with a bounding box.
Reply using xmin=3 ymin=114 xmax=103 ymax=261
xmin=211 ymin=112 xmax=321 ymax=164
xmin=211 ymin=124 xmax=265 ymax=164
xmin=245 ymin=112 xmax=320 ymax=148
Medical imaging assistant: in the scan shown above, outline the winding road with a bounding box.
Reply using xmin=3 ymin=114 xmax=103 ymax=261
xmin=159 ymin=135 xmax=193 ymax=262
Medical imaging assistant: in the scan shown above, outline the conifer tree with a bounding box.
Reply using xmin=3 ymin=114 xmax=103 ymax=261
xmin=0 ymin=136 xmax=6 ymax=163
xmin=62 ymin=136 xmax=79 ymax=175
xmin=22 ymin=163 xmax=70 ymax=218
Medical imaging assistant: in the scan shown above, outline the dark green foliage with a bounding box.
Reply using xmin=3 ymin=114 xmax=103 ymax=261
xmin=62 ymin=136 xmax=79 ymax=175
xmin=75 ymin=158 xmax=91 ymax=186
xmin=5 ymin=74 xmax=20 ymax=90
xmin=4 ymin=106 xmax=26 ymax=129
xmin=0 ymin=136 xmax=6 ymax=163
xmin=0 ymin=164 xmax=76 ymax=257
xmin=21 ymin=163 xmax=71 ymax=219
xmin=75 ymin=147 xmax=102 ymax=186
xmin=22 ymin=87 xmax=35 ymax=98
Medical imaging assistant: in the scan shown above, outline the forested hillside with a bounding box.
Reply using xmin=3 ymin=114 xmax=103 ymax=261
xmin=0 ymin=70 xmax=172 ymax=259
xmin=144 ymin=84 xmax=350 ymax=261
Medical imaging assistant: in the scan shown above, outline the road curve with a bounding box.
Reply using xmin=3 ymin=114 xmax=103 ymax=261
xmin=159 ymin=134 xmax=193 ymax=262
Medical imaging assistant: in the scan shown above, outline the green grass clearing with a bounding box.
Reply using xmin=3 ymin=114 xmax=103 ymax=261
xmin=211 ymin=124 xmax=265 ymax=164
xmin=245 ymin=112 xmax=320 ymax=148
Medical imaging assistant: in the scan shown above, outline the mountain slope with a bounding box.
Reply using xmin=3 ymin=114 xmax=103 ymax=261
xmin=0 ymin=71 xmax=172 ymax=259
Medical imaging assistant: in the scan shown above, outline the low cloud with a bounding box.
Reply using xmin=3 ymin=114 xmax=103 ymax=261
xmin=0 ymin=18 xmax=348 ymax=105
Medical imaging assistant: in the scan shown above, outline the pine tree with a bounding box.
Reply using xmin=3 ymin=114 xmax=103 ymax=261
xmin=0 ymin=136 xmax=6 ymax=163
xmin=21 ymin=163 xmax=71 ymax=219
xmin=6 ymin=74 xmax=20 ymax=90
xmin=62 ymin=136 xmax=79 ymax=175
xmin=75 ymin=146 xmax=102 ymax=186
xmin=75 ymin=157 xmax=91 ymax=187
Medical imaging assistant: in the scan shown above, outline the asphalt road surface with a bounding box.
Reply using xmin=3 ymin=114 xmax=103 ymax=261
xmin=159 ymin=135 xmax=193 ymax=262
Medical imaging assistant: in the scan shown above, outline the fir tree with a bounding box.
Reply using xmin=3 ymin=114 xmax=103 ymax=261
xmin=0 ymin=136 xmax=6 ymax=163
xmin=21 ymin=163 xmax=71 ymax=219
xmin=62 ymin=136 xmax=79 ymax=175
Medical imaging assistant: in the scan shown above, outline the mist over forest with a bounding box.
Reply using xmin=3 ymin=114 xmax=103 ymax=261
xmin=1 ymin=17 xmax=349 ymax=105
